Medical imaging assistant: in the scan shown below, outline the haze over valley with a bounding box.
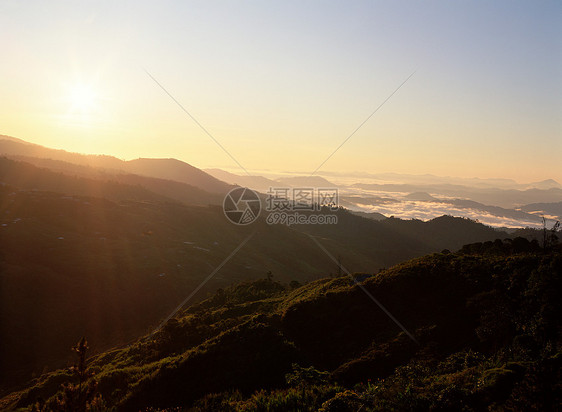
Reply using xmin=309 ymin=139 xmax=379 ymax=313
xmin=205 ymin=166 xmax=562 ymax=229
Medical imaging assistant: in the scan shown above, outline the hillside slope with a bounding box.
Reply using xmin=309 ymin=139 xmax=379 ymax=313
xmin=0 ymin=184 xmax=382 ymax=389
xmin=0 ymin=157 xmax=223 ymax=206
xmin=4 ymin=245 xmax=560 ymax=411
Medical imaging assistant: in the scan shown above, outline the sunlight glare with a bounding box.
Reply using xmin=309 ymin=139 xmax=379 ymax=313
xmin=67 ymin=83 xmax=98 ymax=114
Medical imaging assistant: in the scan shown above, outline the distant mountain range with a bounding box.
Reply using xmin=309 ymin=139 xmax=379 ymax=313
xmin=345 ymin=192 xmax=555 ymax=226
xmin=350 ymin=182 xmax=562 ymax=210
xmin=208 ymin=166 xmax=562 ymax=225
xmin=319 ymin=169 xmax=562 ymax=190
xmin=204 ymin=168 xmax=337 ymax=192
xmin=275 ymin=175 xmax=336 ymax=187
xmin=204 ymin=168 xmax=280 ymax=192
xmin=3 ymin=135 xmax=561 ymax=223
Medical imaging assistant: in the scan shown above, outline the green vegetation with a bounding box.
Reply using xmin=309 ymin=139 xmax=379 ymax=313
xmin=27 ymin=338 xmax=110 ymax=412
xmin=2 ymin=243 xmax=559 ymax=411
xmin=0 ymin=161 xmax=518 ymax=389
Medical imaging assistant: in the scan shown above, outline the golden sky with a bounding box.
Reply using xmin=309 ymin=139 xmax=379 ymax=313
xmin=1 ymin=1 xmax=561 ymax=183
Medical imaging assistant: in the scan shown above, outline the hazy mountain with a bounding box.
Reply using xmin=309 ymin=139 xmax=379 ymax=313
xmin=528 ymin=179 xmax=562 ymax=190
xmin=125 ymin=158 xmax=231 ymax=194
xmin=0 ymin=157 xmax=222 ymax=206
xmin=352 ymin=182 xmax=562 ymax=209
xmin=404 ymin=191 xmax=438 ymax=201
xmin=320 ymin=170 xmax=526 ymax=188
xmin=0 ymin=137 xmax=232 ymax=195
xmin=206 ymin=169 xmax=338 ymax=191
xmin=7 ymin=155 xmax=120 ymax=178
xmin=520 ymin=201 xmax=562 ymax=220
xmin=319 ymin=170 xmax=562 ymax=191
xmin=0 ymin=136 xmax=125 ymax=170
xmin=0 ymin=157 xmax=166 ymax=202
xmin=205 ymin=168 xmax=280 ymax=192
xmin=447 ymin=198 xmax=544 ymax=223
xmin=276 ymin=175 xmax=336 ymax=187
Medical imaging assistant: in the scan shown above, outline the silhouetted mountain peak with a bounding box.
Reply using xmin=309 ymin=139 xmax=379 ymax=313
xmin=276 ymin=175 xmax=335 ymax=187
xmin=529 ymin=179 xmax=561 ymax=189
xmin=405 ymin=191 xmax=437 ymax=201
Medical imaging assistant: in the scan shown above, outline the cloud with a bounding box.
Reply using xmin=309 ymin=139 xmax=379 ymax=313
xmin=345 ymin=196 xmax=548 ymax=229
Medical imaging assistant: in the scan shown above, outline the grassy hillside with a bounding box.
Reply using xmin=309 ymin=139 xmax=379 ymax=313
xmin=2 ymin=243 xmax=560 ymax=411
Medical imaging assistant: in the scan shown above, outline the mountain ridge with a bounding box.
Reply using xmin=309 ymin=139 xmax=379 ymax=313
xmin=0 ymin=137 xmax=232 ymax=195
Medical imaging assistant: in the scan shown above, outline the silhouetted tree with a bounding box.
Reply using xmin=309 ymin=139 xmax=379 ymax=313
xmin=543 ymin=219 xmax=560 ymax=251
xmin=31 ymin=337 xmax=109 ymax=411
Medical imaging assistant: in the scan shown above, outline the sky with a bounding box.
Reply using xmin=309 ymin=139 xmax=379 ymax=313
xmin=1 ymin=0 xmax=561 ymax=183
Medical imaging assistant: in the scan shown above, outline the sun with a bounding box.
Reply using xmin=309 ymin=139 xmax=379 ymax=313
xmin=67 ymin=83 xmax=98 ymax=114
xmin=60 ymin=79 xmax=108 ymax=128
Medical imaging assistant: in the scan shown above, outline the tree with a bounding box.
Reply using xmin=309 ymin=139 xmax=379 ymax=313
xmin=32 ymin=337 xmax=109 ymax=412
xmin=543 ymin=218 xmax=560 ymax=251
